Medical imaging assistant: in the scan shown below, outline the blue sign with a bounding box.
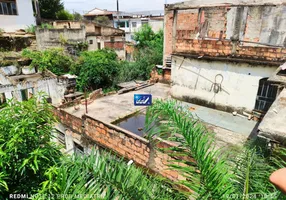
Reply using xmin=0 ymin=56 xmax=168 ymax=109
xmin=134 ymin=94 xmax=152 ymax=106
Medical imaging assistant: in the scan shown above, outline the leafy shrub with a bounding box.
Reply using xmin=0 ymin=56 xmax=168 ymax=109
xmin=0 ymin=96 xmax=62 ymax=197
xmin=25 ymin=25 xmax=36 ymax=34
xmin=26 ymin=24 xmax=53 ymax=34
xmin=22 ymin=48 xmax=73 ymax=75
xmin=56 ymin=10 xmax=74 ymax=20
xmin=72 ymin=49 xmax=119 ymax=91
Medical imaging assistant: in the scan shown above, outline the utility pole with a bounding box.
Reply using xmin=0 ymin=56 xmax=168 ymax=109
xmin=33 ymin=0 xmax=41 ymax=25
xmin=117 ymin=0 xmax=120 ymax=23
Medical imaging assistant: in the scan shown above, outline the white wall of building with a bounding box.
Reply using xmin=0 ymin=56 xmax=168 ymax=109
xmin=171 ymin=56 xmax=277 ymax=112
xmin=0 ymin=0 xmax=35 ymax=32
xmin=115 ymin=18 xmax=163 ymax=42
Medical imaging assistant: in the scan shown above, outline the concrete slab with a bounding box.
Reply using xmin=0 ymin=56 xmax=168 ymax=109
xmin=180 ymin=101 xmax=258 ymax=136
xmin=63 ymin=83 xmax=170 ymax=123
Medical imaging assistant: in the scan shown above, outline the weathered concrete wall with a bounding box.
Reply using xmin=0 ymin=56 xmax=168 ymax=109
xmin=171 ymin=55 xmax=277 ymax=112
xmin=35 ymin=26 xmax=86 ymax=50
xmin=0 ymin=77 xmax=67 ymax=105
xmin=86 ymin=36 xmax=104 ymax=51
xmin=0 ymin=0 xmax=35 ymax=32
xmin=53 ymin=108 xmax=186 ymax=181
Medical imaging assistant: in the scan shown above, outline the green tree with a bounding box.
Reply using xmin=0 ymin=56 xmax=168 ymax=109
xmin=73 ymin=12 xmax=83 ymax=21
xmin=0 ymin=96 xmax=62 ymax=198
xmin=56 ymin=10 xmax=74 ymax=20
xmin=22 ymin=48 xmax=73 ymax=75
xmin=39 ymin=0 xmax=64 ymax=19
xmin=35 ymin=151 xmax=187 ymax=200
xmin=72 ymin=49 xmax=119 ymax=91
xmin=93 ymin=16 xmax=111 ymax=26
xmin=132 ymin=25 xmax=164 ymax=80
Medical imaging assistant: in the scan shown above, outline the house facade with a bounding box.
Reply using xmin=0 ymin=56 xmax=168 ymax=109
xmin=164 ymin=0 xmax=286 ymax=115
xmin=0 ymin=0 xmax=35 ymax=32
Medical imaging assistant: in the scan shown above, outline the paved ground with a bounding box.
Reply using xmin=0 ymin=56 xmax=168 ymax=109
xmin=64 ymin=83 xmax=258 ymax=147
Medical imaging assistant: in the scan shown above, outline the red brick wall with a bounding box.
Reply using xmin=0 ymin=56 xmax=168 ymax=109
xmin=175 ymin=39 xmax=286 ymax=61
xmin=164 ymin=10 xmax=174 ymax=64
xmin=54 ymin=108 xmax=185 ymax=181
xmin=104 ymin=41 xmax=124 ymax=50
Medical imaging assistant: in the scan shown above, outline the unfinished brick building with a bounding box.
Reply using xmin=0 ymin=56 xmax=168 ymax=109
xmin=164 ymin=0 xmax=286 ymax=115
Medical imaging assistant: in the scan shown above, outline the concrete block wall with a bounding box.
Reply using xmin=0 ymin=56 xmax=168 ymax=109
xmin=53 ymin=108 xmax=185 ymax=181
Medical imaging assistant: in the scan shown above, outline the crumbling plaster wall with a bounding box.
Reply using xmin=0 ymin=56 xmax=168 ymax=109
xmin=171 ymin=56 xmax=277 ymax=112
xmin=35 ymin=26 xmax=86 ymax=50
xmin=0 ymin=78 xmax=67 ymax=104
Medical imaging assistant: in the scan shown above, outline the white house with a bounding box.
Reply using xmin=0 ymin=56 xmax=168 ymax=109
xmin=0 ymin=0 xmax=35 ymax=32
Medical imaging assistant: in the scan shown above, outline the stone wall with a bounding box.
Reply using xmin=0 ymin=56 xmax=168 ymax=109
xmin=53 ymin=108 xmax=185 ymax=181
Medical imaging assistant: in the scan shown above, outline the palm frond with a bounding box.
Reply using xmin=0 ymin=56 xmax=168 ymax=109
xmin=145 ymin=100 xmax=236 ymax=199
xmin=35 ymin=150 xmax=187 ymax=200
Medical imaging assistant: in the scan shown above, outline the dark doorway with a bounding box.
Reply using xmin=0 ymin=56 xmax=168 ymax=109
xmin=254 ymin=78 xmax=278 ymax=113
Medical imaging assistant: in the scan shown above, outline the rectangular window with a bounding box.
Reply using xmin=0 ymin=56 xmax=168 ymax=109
xmin=110 ymin=37 xmax=115 ymax=43
xmin=0 ymin=3 xmax=3 ymax=14
xmin=132 ymin=22 xmax=137 ymax=28
xmin=0 ymin=93 xmax=6 ymax=105
xmin=21 ymin=89 xmax=28 ymax=101
xmin=57 ymin=131 xmax=66 ymax=148
xmin=74 ymin=142 xmax=84 ymax=155
xmin=97 ymin=42 xmax=101 ymax=49
xmin=126 ymin=21 xmax=129 ymax=28
xmin=0 ymin=1 xmax=17 ymax=15
xmin=118 ymin=21 xmax=125 ymax=28
xmin=89 ymin=40 xmax=93 ymax=44
xmin=2 ymin=3 xmax=8 ymax=15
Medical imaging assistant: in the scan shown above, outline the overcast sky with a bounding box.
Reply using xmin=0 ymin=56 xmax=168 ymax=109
xmin=62 ymin=0 xmax=184 ymax=14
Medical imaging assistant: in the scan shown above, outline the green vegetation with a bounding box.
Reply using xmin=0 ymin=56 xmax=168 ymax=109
xmin=22 ymin=48 xmax=73 ymax=75
xmin=0 ymin=28 xmax=4 ymax=35
xmin=39 ymin=0 xmax=64 ymax=19
xmin=56 ymin=10 xmax=74 ymax=20
xmin=0 ymin=95 xmax=62 ymax=198
xmin=36 ymin=151 xmax=186 ymax=200
xmin=145 ymin=100 xmax=286 ymax=199
xmin=94 ymin=16 xmax=111 ymax=26
xmin=0 ymin=98 xmax=186 ymax=199
xmin=25 ymin=23 xmax=53 ymax=34
xmin=73 ymin=12 xmax=83 ymax=21
xmin=72 ymin=49 xmax=119 ymax=91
